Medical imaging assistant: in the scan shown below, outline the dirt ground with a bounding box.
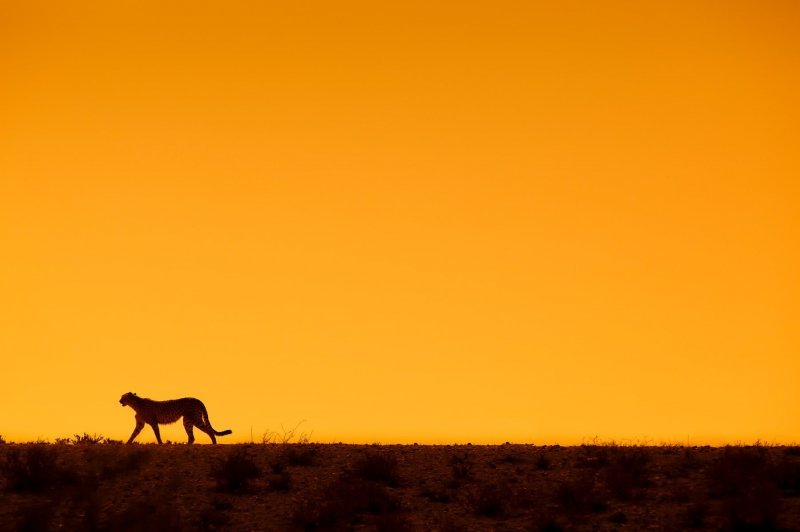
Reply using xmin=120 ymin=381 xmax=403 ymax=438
xmin=2 ymin=442 xmax=800 ymax=531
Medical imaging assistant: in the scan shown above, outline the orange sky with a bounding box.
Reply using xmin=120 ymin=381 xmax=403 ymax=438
xmin=1 ymin=1 xmax=798 ymax=444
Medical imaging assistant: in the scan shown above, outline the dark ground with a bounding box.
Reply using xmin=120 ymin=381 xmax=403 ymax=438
xmin=2 ymin=441 xmax=800 ymax=531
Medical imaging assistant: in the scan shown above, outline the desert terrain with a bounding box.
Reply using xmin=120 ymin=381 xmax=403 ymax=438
xmin=2 ymin=439 xmax=800 ymax=531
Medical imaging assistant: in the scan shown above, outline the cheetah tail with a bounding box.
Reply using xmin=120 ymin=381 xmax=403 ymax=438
xmin=201 ymin=403 xmax=233 ymax=437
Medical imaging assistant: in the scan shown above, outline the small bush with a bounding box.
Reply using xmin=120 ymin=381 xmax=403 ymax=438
xmin=419 ymin=483 xmax=454 ymax=503
xmin=708 ymin=446 xmax=770 ymax=498
xmin=469 ymin=482 xmax=507 ymax=516
xmin=83 ymin=447 xmax=151 ymax=483
xmin=535 ymin=453 xmax=552 ymax=470
xmin=104 ymin=486 xmax=186 ymax=531
xmin=774 ymin=455 xmax=800 ymax=496
xmin=199 ymin=498 xmax=232 ymax=530
xmin=0 ymin=434 xmax=6 ymax=444
xmin=675 ymin=447 xmax=699 ymax=473
xmin=354 ymin=451 xmax=400 ymax=486
xmin=721 ymin=484 xmax=781 ymax=531
xmin=2 ymin=445 xmax=65 ymax=492
xmin=603 ymin=446 xmax=651 ymax=499
xmin=498 ymin=451 xmax=525 ymax=465
xmin=556 ymin=472 xmax=606 ymax=514
xmin=577 ymin=445 xmax=609 ymax=468
xmin=706 ymin=446 xmax=782 ymax=530
xmin=281 ymin=444 xmax=318 ymax=466
xmin=270 ymin=457 xmax=288 ymax=474
xmin=784 ymin=446 xmax=800 ymax=457
xmin=74 ymin=433 xmax=114 ymax=444
xmin=292 ymin=473 xmax=401 ymax=530
xmin=53 ymin=433 xmax=121 ymax=445
xmin=268 ymin=470 xmax=292 ymax=492
xmin=212 ymin=449 xmax=261 ymax=493
xmin=449 ymin=452 xmax=472 ymax=487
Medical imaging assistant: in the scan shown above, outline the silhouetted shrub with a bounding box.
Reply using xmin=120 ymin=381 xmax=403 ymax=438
xmin=498 ymin=450 xmax=525 ymax=465
xmin=73 ymin=433 xmax=107 ymax=444
xmin=0 ymin=435 xmax=6 ymax=445
xmin=721 ymin=484 xmax=781 ymax=531
xmin=448 ymin=452 xmax=472 ymax=487
xmin=556 ymin=472 xmax=606 ymax=514
xmin=281 ymin=444 xmax=319 ymax=467
xmin=708 ymin=446 xmax=771 ymax=498
xmin=212 ymin=448 xmax=261 ymax=493
xmin=2 ymin=445 xmax=65 ymax=492
xmin=292 ymin=473 xmax=401 ymax=530
xmin=603 ymin=446 xmax=651 ymax=499
xmin=706 ymin=446 xmax=782 ymax=530
xmin=419 ymin=483 xmax=454 ymax=503
xmin=774 ymin=455 xmax=800 ymax=496
xmin=784 ymin=446 xmax=800 ymax=456
xmin=199 ymin=498 xmax=232 ymax=531
xmin=104 ymin=487 xmax=186 ymax=531
xmin=577 ymin=445 xmax=609 ymax=468
xmin=268 ymin=470 xmax=292 ymax=492
xmin=83 ymin=446 xmax=151 ymax=483
xmin=53 ymin=433 xmax=121 ymax=445
xmin=354 ymin=451 xmax=400 ymax=486
xmin=675 ymin=446 xmax=699 ymax=473
xmin=535 ymin=453 xmax=552 ymax=470
xmin=468 ymin=482 xmax=507 ymax=516
xmin=270 ymin=456 xmax=288 ymax=474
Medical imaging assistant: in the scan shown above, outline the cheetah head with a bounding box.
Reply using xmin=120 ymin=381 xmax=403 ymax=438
xmin=119 ymin=392 xmax=137 ymax=406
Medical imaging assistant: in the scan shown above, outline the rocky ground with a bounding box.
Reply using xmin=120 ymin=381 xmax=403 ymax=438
xmin=2 ymin=441 xmax=800 ymax=531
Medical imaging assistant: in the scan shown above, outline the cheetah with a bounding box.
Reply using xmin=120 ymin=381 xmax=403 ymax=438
xmin=119 ymin=392 xmax=232 ymax=444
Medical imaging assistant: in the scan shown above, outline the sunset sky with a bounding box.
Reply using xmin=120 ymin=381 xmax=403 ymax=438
xmin=1 ymin=1 xmax=798 ymax=444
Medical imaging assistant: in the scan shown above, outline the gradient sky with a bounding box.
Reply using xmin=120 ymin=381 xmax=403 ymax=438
xmin=1 ymin=1 xmax=798 ymax=444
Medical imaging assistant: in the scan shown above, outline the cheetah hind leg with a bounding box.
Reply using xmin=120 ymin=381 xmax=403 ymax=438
xmin=197 ymin=422 xmax=217 ymax=444
xmin=183 ymin=418 xmax=195 ymax=444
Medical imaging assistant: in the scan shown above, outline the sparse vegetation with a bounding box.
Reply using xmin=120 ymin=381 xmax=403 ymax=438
xmin=468 ymin=481 xmax=508 ymax=516
xmin=449 ymin=451 xmax=473 ymax=488
xmin=556 ymin=471 xmax=606 ymax=514
xmin=603 ymin=445 xmax=651 ymax=499
xmin=2 ymin=442 xmax=800 ymax=529
xmin=280 ymin=443 xmax=319 ymax=466
xmin=212 ymin=448 xmax=261 ymax=493
xmin=53 ymin=433 xmax=121 ymax=445
xmin=291 ymin=471 xmax=403 ymax=530
xmin=2 ymin=445 xmax=66 ymax=492
xmin=535 ymin=452 xmax=552 ymax=470
xmin=354 ymin=450 xmax=401 ymax=486
xmin=199 ymin=497 xmax=233 ymax=530
xmin=262 ymin=420 xmax=314 ymax=445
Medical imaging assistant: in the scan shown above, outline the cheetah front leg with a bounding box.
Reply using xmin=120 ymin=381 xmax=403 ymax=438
xmin=127 ymin=420 xmax=145 ymax=444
